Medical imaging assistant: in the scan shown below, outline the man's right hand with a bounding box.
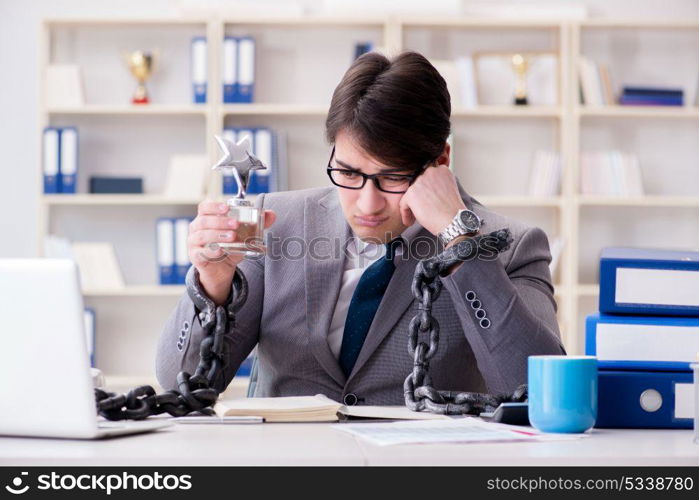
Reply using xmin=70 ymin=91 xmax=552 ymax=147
xmin=188 ymin=200 xmax=276 ymax=305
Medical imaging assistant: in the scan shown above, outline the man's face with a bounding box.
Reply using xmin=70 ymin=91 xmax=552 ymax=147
xmin=332 ymin=131 xmax=413 ymax=243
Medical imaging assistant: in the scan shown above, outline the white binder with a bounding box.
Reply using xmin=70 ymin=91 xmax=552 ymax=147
xmin=43 ymin=128 xmax=60 ymax=193
xmin=237 ymin=37 xmax=255 ymax=102
xmin=252 ymin=128 xmax=273 ymax=192
xmin=60 ymin=127 xmax=78 ymax=194
xmin=156 ymin=218 xmax=175 ymax=285
xmin=174 ymin=218 xmax=191 ymax=284
xmin=191 ymin=37 xmax=207 ymax=103
xmin=223 ymin=37 xmax=238 ymax=103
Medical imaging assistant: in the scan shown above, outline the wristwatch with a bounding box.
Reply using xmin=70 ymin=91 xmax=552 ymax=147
xmin=438 ymin=208 xmax=483 ymax=246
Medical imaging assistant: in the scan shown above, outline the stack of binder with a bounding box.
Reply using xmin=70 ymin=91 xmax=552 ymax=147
xmin=222 ymin=36 xmax=255 ymax=103
xmin=156 ymin=217 xmax=193 ymax=285
xmin=220 ymin=127 xmax=279 ymax=195
xmin=191 ymin=36 xmax=255 ymax=103
xmin=43 ymin=127 xmax=78 ymax=194
xmin=586 ymin=247 xmax=699 ymax=428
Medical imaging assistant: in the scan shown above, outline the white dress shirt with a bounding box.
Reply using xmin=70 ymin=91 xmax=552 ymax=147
xmin=327 ymin=236 xmax=387 ymax=359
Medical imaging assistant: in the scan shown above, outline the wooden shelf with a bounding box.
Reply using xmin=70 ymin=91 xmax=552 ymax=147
xmin=83 ymin=285 xmax=186 ymax=297
xmin=579 ymin=19 xmax=699 ymax=29
xmin=47 ymin=104 xmax=207 ymax=116
xmin=400 ymin=18 xmax=563 ymax=29
xmin=42 ymin=195 xmax=202 ymax=206
xmin=223 ymin=16 xmax=386 ymax=27
xmin=222 ymin=103 xmax=328 ymax=116
xmin=453 ymin=106 xmax=562 ymax=118
xmin=577 ymin=196 xmax=699 ymax=207
xmin=577 ymin=106 xmax=699 ymax=119
xmin=44 ymin=17 xmax=208 ymax=27
xmin=476 ymin=195 xmax=563 ymax=208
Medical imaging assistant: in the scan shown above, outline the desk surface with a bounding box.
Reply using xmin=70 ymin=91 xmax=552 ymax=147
xmin=2 ymin=421 xmax=698 ymax=466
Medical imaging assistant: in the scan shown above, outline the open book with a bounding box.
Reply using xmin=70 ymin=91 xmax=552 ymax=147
xmin=213 ymin=394 xmax=451 ymax=423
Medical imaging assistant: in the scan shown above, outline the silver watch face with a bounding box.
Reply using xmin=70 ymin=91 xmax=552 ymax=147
xmin=458 ymin=209 xmax=481 ymax=233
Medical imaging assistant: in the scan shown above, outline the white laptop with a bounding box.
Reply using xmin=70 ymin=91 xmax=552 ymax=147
xmin=0 ymin=259 xmax=171 ymax=439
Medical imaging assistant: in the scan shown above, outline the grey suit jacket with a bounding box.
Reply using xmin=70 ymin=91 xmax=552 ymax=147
xmin=156 ymin=186 xmax=565 ymax=405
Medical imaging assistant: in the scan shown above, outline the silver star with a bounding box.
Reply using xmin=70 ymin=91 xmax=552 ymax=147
xmin=212 ymin=135 xmax=267 ymax=199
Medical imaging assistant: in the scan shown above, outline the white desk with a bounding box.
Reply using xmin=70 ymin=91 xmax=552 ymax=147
xmin=1 ymin=423 xmax=698 ymax=466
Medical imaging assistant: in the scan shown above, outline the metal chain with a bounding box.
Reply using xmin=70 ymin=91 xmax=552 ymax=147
xmin=403 ymin=229 xmax=529 ymax=415
xmin=94 ymin=267 xmax=248 ymax=420
xmin=95 ymin=228 xmax=525 ymax=419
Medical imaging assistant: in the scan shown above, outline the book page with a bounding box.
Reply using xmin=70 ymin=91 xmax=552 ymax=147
xmin=216 ymin=394 xmax=341 ymax=412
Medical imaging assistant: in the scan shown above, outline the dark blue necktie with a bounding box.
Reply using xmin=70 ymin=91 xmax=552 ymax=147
xmin=339 ymin=239 xmax=401 ymax=378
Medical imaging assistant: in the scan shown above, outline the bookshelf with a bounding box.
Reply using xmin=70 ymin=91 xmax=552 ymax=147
xmin=571 ymin=20 xmax=699 ymax=350
xmin=38 ymin=15 xmax=699 ymax=386
xmin=578 ymin=106 xmax=699 ymax=118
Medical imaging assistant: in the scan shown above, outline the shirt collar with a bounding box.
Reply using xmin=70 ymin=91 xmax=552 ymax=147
xmin=351 ymin=235 xmax=385 ymax=258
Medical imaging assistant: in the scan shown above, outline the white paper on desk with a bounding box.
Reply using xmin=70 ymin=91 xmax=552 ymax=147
xmin=333 ymin=418 xmax=541 ymax=446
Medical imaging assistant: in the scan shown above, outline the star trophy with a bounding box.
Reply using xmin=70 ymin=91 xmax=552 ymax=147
xmin=124 ymin=50 xmax=155 ymax=104
xmin=210 ymin=135 xmax=267 ymax=256
xmin=511 ymin=53 xmax=530 ymax=106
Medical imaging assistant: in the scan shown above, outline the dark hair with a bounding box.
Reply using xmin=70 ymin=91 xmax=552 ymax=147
xmin=325 ymin=51 xmax=451 ymax=173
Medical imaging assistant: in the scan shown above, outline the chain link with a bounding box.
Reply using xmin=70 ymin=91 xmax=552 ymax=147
xmin=403 ymin=229 xmax=529 ymax=415
xmin=95 ymin=267 xmax=248 ymax=420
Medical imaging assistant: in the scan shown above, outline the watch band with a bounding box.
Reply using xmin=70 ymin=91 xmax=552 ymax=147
xmin=438 ymin=209 xmax=482 ymax=246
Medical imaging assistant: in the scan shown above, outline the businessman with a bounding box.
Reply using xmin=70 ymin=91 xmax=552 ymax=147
xmin=156 ymin=51 xmax=565 ymax=406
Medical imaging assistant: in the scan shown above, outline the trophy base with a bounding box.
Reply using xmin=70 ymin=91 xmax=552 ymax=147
xmin=212 ymin=241 xmax=266 ymax=257
xmin=132 ymin=83 xmax=149 ymax=105
xmin=514 ymin=96 xmax=528 ymax=106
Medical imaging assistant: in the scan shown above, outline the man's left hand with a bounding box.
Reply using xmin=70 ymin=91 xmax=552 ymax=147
xmin=399 ymin=164 xmax=466 ymax=237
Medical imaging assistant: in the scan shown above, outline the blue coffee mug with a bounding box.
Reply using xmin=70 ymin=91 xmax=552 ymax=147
xmin=528 ymin=355 xmax=598 ymax=433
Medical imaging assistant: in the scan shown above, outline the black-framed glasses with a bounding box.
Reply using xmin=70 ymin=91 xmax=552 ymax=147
xmin=326 ymin=146 xmax=427 ymax=194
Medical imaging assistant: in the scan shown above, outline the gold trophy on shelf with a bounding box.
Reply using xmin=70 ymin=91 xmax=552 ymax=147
xmin=124 ymin=50 xmax=156 ymax=104
xmin=511 ymin=53 xmax=530 ymax=106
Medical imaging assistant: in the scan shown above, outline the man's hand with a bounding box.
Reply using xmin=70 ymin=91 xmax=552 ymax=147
xmin=189 ymin=200 xmax=276 ymax=305
xmin=399 ymin=164 xmax=466 ymax=236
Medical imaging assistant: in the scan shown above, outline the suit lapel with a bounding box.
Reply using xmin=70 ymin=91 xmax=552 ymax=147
xmin=347 ymin=226 xmax=432 ymax=384
xmin=304 ymin=190 xmax=349 ymax=387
